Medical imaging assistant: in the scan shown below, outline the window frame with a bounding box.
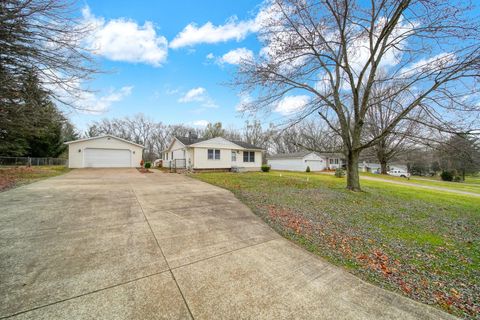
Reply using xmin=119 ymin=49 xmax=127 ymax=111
xmin=231 ymin=151 xmax=237 ymax=162
xmin=208 ymin=149 xmax=221 ymax=160
xmin=243 ymin=151 xmax=255 ymax=163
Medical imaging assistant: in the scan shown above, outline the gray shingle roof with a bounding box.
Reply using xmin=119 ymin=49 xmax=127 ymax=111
xmin=267 ymin=151 xmax=313 ymax=159
xmin=230 ymin=140 xmax=263 ymax=150
xmin=176 ymin=136 xmax=207 ymax=145
xmin=175 ymin=136 xmax=264 ymax=150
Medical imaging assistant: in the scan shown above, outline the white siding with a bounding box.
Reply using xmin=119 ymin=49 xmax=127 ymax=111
xmin=67 ymin=136 xmax=143 ymax=168
xmin=193 ymin=147 xmax=262 ymax=171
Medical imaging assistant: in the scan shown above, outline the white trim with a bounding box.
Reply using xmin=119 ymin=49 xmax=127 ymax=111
xmin=64 ymin=135 xmax=145 ymax=148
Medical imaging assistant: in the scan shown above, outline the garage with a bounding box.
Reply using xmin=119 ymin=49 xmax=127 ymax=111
xmin=65 ymin=135 xmax=144 ymax=168
xmin=267 ymin=151 xmax=344 ymax=172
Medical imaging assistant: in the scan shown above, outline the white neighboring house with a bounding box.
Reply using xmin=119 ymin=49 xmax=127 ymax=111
xmin=358 ymin=161 xmax=408 ymax=174
xmin=267 ymin=151 xmax=345 ymax=172
xmin=161 ymin=136 xmax=264 ymax=171
xmin=65 ymin=135 xmax=144 ymax=168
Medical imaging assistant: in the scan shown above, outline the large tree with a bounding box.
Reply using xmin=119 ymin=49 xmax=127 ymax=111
xmin=236 ymin=0 xmax=480 ymax=190
xmin=0 ymin=0 xmax=97 ymax=108
xmin=0 ymin=69 xmax=75 ymax=157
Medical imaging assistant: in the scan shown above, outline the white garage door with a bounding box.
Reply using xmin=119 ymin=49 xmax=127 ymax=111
xmin=305 ymin=160 xmax=324 ymax=171
xmin=84 ymin=148 xmax=131 ymax=168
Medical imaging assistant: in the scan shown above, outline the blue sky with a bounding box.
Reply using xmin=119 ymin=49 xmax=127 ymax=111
xmin=67 ymin=0 xmax=267 ymax=132
xmin=66 ymin=0 xmax=480 ymax=133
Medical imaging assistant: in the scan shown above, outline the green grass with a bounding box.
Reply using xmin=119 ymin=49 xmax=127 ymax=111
xmin=192 ymin=171 xmax=480 ymax=318
xmin=360 ymin=172 xmax=480 ymax=194
xmin=0 ymin=165 xmax=70 ymax=191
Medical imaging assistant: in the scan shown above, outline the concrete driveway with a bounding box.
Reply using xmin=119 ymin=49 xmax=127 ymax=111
xmin=0 ymin=169 xmax=455 ymax=319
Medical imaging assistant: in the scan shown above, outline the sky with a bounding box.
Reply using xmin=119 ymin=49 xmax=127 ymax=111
xmin=67 ymin=0 xmax=271 ymax=132
xmin=66 ymin=0 xmax=480 ymax=134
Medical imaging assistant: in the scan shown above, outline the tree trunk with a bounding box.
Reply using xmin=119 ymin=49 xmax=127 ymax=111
xmin=346 ymin=150 xmax=361 ymax=191
xmin=380 ymin=160 xmax=388 ymax=174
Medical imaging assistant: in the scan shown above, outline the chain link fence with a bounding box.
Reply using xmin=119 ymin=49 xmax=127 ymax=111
xmin=0 ymin=156 xmax=67 ymax=166
xmin=169 ymin=159 xmax=186 ymax=173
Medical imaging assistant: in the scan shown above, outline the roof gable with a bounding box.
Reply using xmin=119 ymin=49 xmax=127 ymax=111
xmin=64 ymin=135 xmax=144 ymax=148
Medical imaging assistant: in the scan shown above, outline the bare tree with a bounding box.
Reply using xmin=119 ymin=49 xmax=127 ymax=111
xmin=243 ymin=120 xmax=272 ymax=149
xmin=202 ymin=122 xmax=226 ymax=139
xmin=1 ymin=0 xmax=98 ymax=108
xmin=236 ymin=0 xmax=480 ymax=190
xmin=363 ymin=79 xmax=420 ymax=173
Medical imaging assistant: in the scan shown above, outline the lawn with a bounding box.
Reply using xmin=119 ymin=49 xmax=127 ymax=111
xmin=0 ymin=166 xmax=70 ymax=192
xmin=360 ymin=172 xmax=480 ymax=195
xmin=192 ymin=171 xmax=480 ymax=319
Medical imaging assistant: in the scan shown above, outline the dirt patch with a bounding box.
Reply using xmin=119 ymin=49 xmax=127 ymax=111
xmin=0 ymin=166 xmax=69 ymax=192
xmin=0 ymin=167 xmax=35 ymax=191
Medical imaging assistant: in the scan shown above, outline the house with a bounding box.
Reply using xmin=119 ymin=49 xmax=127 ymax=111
xmin=65 ymin=135 xmax=144 ymax=168
xmin=267 ymin=151 xmax=345 ymax=172
xmin=161 ymin=135 xmax=264 ymax=171
xmin=358 ymin=161 xmax=408 ymax=173
xmin=358 ymin=162 xmax=382 ymax=173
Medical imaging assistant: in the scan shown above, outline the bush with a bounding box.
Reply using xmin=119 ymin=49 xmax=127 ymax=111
xmin=144 ymin=162 xmax=151 ymax=169
xmin=440 ymin=170 xmax=454 ymax=181
xmin=306 ymin=166 xmax=311 ymax=172
xmin=261 ymin=164 xmax=270 ymax=172
xmin=453 ymin=176 xmax=462 ymax=182
xmin=334 ymin=168 xmax=345 ymax=178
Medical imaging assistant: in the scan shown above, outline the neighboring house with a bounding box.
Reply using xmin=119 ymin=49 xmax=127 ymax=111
xmin=358 ymin=161 xmax=408 ymax=173
xmin=161 ymin=136 xmax=264 ymax=171
xmin=267 ymin=151 xmax=345 ymax=172
xmin=65 ymin=135 xmax=144 ymax=168
xmin=358 ymin=162 xmax=382 ymax=173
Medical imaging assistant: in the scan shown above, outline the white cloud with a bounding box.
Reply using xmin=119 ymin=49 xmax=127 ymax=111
xmin=192 ymin=120 xmax=210 ymax=127
xmin=82 ymin=6 xmax=168 ymax=67
xmin=206 ymin=53 xmax=215 ymax=59
xmin=178 ymin=87 xmax=218 ymax=108
xmin=274 ymin=95 xmax=310 ymax=115
xmin=235 ymin=93 xmax=253 ymax=112
xmin=170 ymin=16 xmax=258 ymax=49
xmin=81 ymin=86 xmax=133 ymax=114
xmin=400 ymin=52 xmax=456 ymax=78
xmin=219 ymin=48 xmax=254 ymax=65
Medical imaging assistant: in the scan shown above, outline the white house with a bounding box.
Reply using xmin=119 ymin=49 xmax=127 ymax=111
xmin=65 ymin=135 xmax=144 ymax=168
xmin=161 ymin=136 xmax=264 ymax=171
xmin=358 ymin=161 xmax=408 ymax=173
xmin=267 ymin=151 xmax=345 ymax=172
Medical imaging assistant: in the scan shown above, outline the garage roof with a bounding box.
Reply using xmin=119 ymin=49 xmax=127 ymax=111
xmin=64 ymin=135 xmax=145 ymax=148
xmin=268 ymin=151 xmax=345 ymax=160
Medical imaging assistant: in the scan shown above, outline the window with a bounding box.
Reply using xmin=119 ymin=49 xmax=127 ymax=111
xmin=171 ymin=152 xmax=173 ymax=159
xmin=334 ymin=158 xmax=339 ymax=164
xmin=231 ymin=151 xmax=237 ymax=162
xmin=329 ymin=158 xmax=333 ymax=164
xmin=208 ymin=149 xmax=220 ymax=160
xmin=243 ymin=151 xmax=255 ymax=163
